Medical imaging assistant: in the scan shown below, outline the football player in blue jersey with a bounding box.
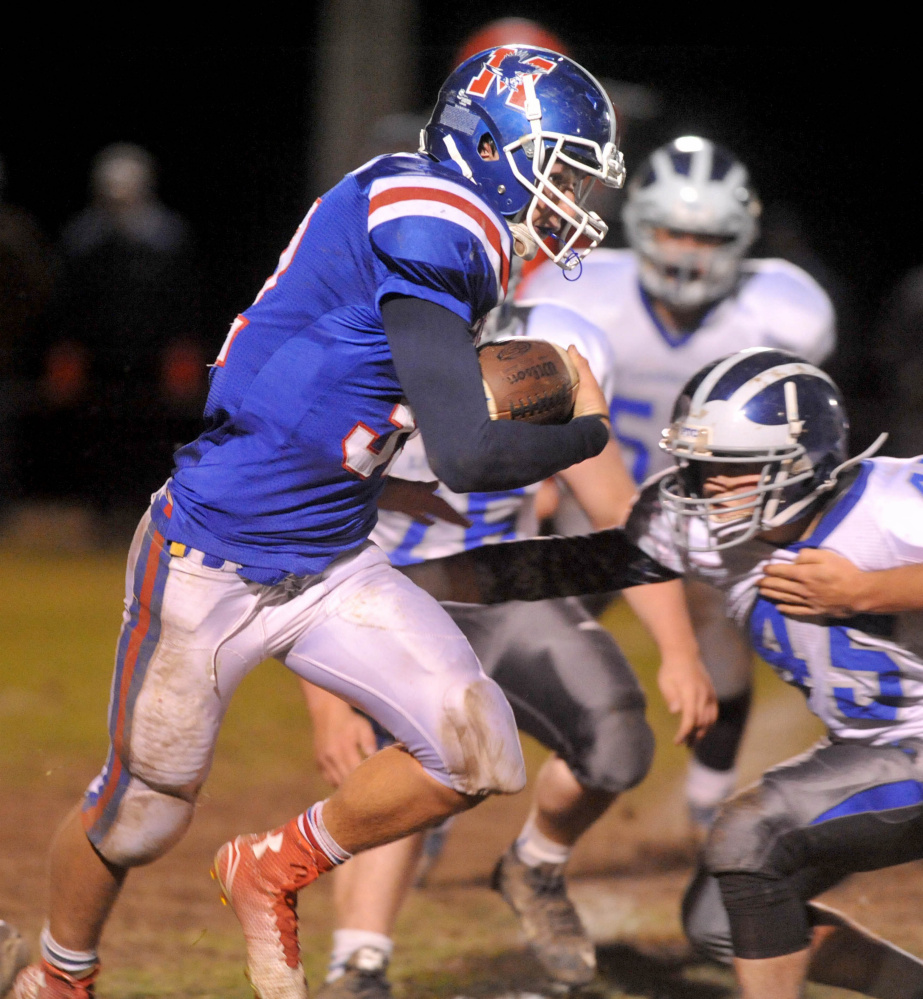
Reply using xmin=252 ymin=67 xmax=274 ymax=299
xmin=623 ymin=347 xmax=923 ymax=998
xmin=5 ymin=46 xmax=667 ymax=999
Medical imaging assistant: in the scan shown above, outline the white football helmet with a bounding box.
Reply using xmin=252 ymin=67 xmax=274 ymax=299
xmin=657 ymin=348 xmax=867 ymax=551
xmin=622 ymin=136 xmax=760 ymax=308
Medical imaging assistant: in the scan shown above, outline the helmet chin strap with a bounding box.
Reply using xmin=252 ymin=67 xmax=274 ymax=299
xmin=508 ymin=222 xmax=539 ymax=259
xmin=508 ymin=74 xmax=545 ymax=262
xmin=441 ymin=134 xmax=474 ymax=181
xmin=819 ymin=432 xmax=889 ymax=492
xmin=762 ymin=380 xmax=804 ymax=523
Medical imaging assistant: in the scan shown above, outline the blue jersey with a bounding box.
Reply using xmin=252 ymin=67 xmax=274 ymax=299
xmin=151 ymin=154 xmax=512 ymax=579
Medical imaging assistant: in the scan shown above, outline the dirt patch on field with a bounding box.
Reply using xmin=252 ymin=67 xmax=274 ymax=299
xmin=5 ymin=755 xmax=921 ymax=999
xmin=2 ymin=542 xmax=922 ymax=998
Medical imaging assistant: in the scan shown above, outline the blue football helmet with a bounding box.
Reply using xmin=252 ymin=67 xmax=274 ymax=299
xmin=658 ymin=348 xmax=853 ymax=551
xmin=421 ymin=45 xmax=625 ymax=271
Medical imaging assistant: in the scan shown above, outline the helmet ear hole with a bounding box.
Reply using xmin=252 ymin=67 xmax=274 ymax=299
xmin=477 ymin=135 xmax=499 ymax=161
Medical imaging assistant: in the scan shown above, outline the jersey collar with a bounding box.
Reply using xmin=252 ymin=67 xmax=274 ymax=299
xmin=786 ymin=462 xmax=872 ymax=553
xmin=637 ymin=282 xmax=715 ymax=349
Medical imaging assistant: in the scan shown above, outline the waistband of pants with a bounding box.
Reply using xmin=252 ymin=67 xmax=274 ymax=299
xmin=167 ymin=540 xmax=242 ymax=573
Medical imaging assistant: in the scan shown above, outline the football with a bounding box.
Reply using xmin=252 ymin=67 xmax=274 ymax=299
xmin=478 ymin=337 xmax=579 ymax=425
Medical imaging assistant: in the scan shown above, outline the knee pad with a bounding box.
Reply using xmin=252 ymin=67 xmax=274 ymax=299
xmin=440 ymin=677 xmax=526 ymax=796
xmin=571 ymin=708 xmax=654 ymax=793
xmin=717 ymin=870 xmax=811 ymax=959
xmin=680 ymin=867 xmax=734 ymax=966
xmin=84 ymin=773 xmax=196 ymax=867
xmin=704 ymin=783 xmax=788 ymax=875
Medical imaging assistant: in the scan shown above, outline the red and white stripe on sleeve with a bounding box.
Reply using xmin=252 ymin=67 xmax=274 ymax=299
xmin=368 ymin=175 xmax=511 ymax=302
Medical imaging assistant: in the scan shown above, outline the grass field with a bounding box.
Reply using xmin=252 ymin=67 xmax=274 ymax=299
xmin=1 ymin=524 xmax=918 ymax=998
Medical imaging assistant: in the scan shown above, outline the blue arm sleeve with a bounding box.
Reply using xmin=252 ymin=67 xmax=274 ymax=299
xmin=382 ymin=296 xmax=609 ymax=493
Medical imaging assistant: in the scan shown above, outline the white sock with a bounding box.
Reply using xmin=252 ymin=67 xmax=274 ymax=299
xmin=327 ymin=929 xmax=393 ymax=982
xmin=299 ymin=800 xmax=352 ymax=866
xmin=39 ymin=925 xmax=98 ymax=979
xmin=514 ymin=815 xmax=571 ymax=868
xmin=685 ymin=759 xmax=738 ymax=811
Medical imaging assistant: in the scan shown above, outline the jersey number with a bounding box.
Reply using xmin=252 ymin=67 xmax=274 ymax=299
xmin=213 ymin=199 xmax=322 ymax=368
xmin=910 ymin=465 xmax=923 ymax=497
xmin=609 ymin=395 xmax=654 ymax=482
xmin=751 ymin=599 xmax=903 ymax=721
xmin=342 ymin=403 xmax=416 ymax=479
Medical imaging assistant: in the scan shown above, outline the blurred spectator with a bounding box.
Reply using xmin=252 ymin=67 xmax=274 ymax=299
xmin=27 ymin=143 xmax=206 ymax=525
xmin=451 ymin=15 xmax=572 ymax=64
xmin=0 ymin=152 xmax=56 ymax=523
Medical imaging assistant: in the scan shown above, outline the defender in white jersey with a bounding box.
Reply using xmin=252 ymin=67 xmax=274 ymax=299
xmin=303 ymin=301 xmax=715 ymax=996
xmin=628 ymin=347 xmax=923 ymax=999
xmin=517 ymin=135 xmax=836 ymax=829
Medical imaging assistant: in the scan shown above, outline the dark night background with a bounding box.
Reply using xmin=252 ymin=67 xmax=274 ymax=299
xmin=2 ymin=30 xmax=914 ymax=345
xmin=0 ymin=25 xmax=916 ymax=516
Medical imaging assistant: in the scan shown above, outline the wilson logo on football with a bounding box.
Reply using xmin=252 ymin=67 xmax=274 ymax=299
xmin=495 ymin=341 xmax=532 ymax=360
xmin=466 ymin=48 xmax=557 ymax=114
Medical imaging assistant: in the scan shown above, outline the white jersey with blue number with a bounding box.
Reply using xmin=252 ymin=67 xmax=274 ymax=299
xmin=372 ymin=302 xmax=616 ymax=564
xmin=629 ymin=457 xmax=923 ymax=745
xmin=517 ymin=249 xmax=835 ymax=483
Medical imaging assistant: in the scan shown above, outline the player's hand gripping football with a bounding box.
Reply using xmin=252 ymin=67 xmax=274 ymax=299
xmin=567 ymin=345 xmax=610 ymax=427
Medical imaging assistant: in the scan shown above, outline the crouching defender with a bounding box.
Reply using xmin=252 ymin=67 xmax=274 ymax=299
xmin=418 ymin=345 xmax=923 ymax=997
xmin=628 ymin=347 xmax=923 ymax=998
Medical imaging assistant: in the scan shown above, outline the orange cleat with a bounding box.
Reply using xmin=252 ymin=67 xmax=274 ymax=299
xmin=9 ymin=961 xmax=98 ymax=999
xmin=212 ymin=819 xmax=334 ymax=999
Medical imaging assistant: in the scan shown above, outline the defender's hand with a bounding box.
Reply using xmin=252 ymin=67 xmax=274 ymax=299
xmin=657 ymin=656 xmax=718 ymax=747
xmin=379 ymin=477 xmax=471 ymax=527
xmin=308 ymin=692 xmax=378 ymax=787
xmin=759 ymin=549 xmax=864 ymax=617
